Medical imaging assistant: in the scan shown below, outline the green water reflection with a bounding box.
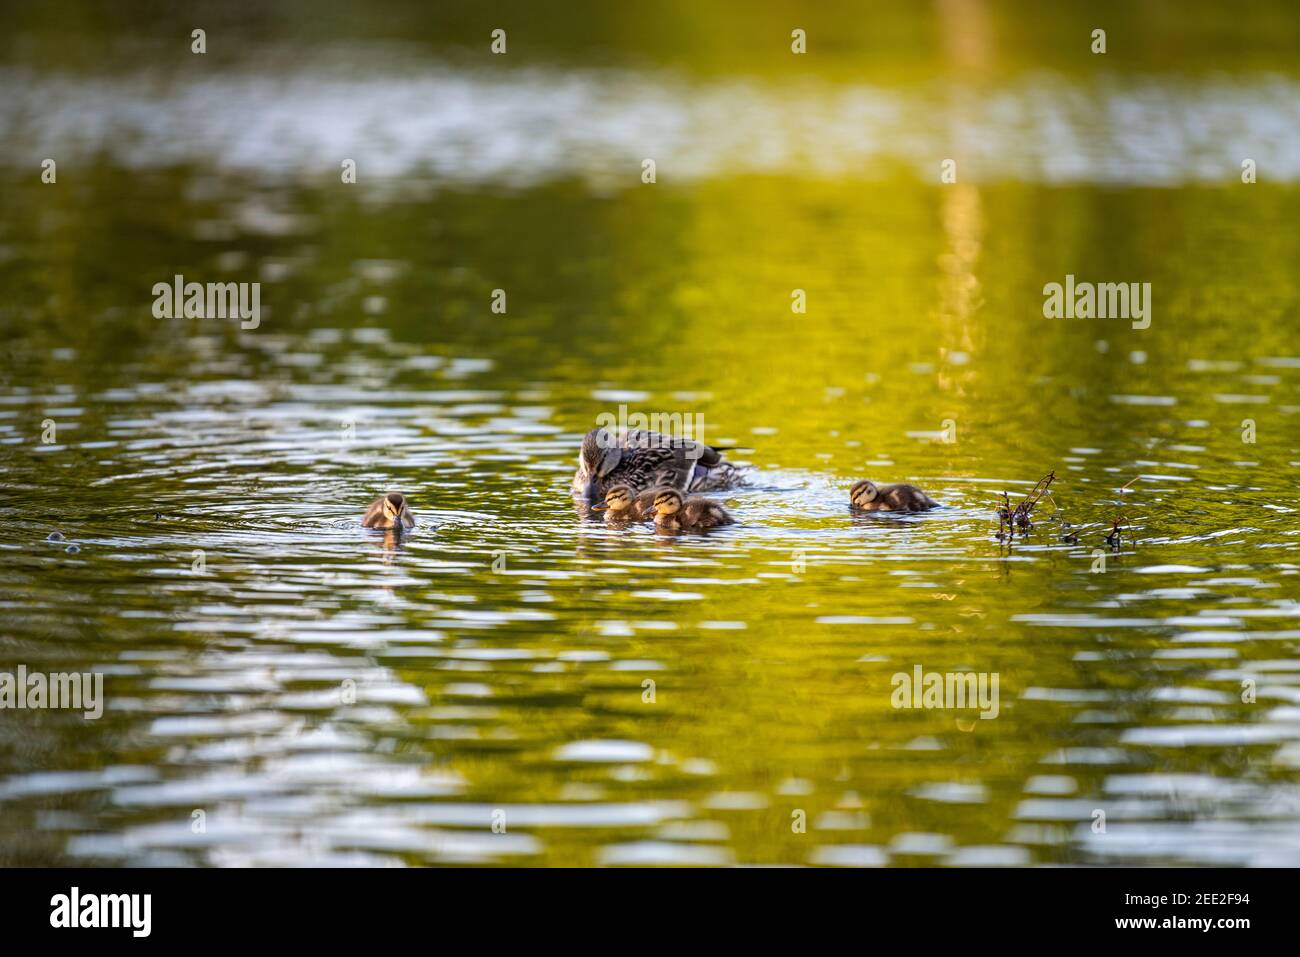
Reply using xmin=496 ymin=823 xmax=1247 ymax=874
xmin=1 ymin=2 xmax=1299 ymax=866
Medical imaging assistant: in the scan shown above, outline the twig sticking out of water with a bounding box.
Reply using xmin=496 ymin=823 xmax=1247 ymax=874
xmin=1016 ymin=471 xmax=1056 ymax=530
xmin=996 ymin=491 xmax=1013 ymax=540
xmin=996 ymin=471 xmax=1056 ymax=540
xmin=1043 ymin=491 xmax=1081 ymax=544
xmin=1105 ymin=476 xmax=1139 ymax=550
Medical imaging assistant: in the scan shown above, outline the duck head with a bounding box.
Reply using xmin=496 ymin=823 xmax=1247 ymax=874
xmin=591 ymin=483 xmax=634 ymax=515
xmin=381 ymin=491 xmax=409 ymax=526
xmin=652 ymin=487 xmax=683 ymax=517
xmin=576 ymin=428 xmax=623 ymax=503
xmin=850 ymin=480 xmax=879 ymax=508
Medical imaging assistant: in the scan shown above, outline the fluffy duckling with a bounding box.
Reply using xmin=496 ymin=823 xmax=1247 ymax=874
xmin=849 ymin=479 xmax=937 ymax=513
xmin=362 ymin=491 xmax=416 ymax=530
xmin=651 ymin=487 xmax=735 ymax=531
xmin=590 ymin=483 xmax=657 ymax=522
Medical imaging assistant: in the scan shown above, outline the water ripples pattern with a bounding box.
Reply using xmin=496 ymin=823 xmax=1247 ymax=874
xmin=3 ymin=335 xmax=1299 ymax=866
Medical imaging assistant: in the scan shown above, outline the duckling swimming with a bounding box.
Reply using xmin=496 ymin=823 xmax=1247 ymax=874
xmin=362 ymin=491 xmax=416 ymax=530
xmin=849 ymin=479 xmax=938 ymax=513
xmin=590 ymin=483 xmax=657 ymax=523
xmin=651 ymin=487 xmax=735 ymax=531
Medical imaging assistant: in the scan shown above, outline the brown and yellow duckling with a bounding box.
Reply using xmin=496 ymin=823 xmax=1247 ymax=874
xmin=849 ymin=479 xmax=938 ymax=513
xmin=651 ymin=486 xmax=735 ymax=531
xmin=362 ymin=491 xmax=416 ymax=530
xmin=590 ymin=483 xmax=658 ymax=523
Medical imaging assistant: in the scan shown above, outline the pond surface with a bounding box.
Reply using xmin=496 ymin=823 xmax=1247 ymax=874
xmin=1 ymin=38 xmax=1299 ymax=866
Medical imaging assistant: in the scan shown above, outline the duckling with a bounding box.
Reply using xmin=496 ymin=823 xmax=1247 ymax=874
xmin=651 ymin=486 xmax=735 ymax=531
xmin=590 ymin=483 xmax=657 ymax=522
xmin=362 ymin=491 xmax=416 ymax=530
xmin=572 ymin=427 xmax=744 ymax=504
xmin=849 ymin=479 xmax=938 ymax=513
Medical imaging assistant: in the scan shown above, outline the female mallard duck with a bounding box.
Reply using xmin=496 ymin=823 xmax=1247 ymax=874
xmin=590 ymin=483 xmax=657 ymax=522
xmin=849 ymin=479 xmax=937 ymax=513
xmin=363 ymin=491 xmax=416 ymax=529
xmin=572 ymin=427 xmax=744 ymax=504
xmin=651 ymin=487 xmax=735 ymax=531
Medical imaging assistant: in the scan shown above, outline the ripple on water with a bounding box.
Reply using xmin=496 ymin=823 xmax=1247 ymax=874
xmin=599 ymin=842 xmax=734 ymax=866
xmin=3 ymin=177 xmax=1300 ymax=867
xmin=552 ymin=740 xmax=655 ymax=763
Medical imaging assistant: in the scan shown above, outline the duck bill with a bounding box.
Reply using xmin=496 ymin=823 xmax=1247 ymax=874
xmin=590 ymin=502 xmax=609 ymax=512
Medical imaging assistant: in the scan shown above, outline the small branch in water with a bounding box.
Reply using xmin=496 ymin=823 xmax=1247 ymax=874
xmin=998 ymin=473 xmax=1139 ymax=550
xmin=996 ymin=491 xmax=1014 ymax=541
xmin=1042 ymin=491 xmax=1080 ymax=544
xmin=1016 ymin=471 xmax=1056 ymax=530
xmin=1105 ymin=477 xmax=1139 ymax=550
xmin=996 ymin=471 xmax=1056 ymax=540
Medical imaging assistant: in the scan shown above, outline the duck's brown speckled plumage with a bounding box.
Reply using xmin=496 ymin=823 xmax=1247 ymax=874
xmin=363 ymin=491 xmax=416 ymax=529
xmin=651 ymin=487 xmax=735 ymax=531
xmin=849 ymin=479 xmax=938 ymax=513
xmin=572 ymin=427 xmax=745 ymax=503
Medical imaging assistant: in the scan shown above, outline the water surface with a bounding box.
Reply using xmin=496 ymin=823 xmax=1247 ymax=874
xmin=2 ymin=36 xmax=1299 ymax=867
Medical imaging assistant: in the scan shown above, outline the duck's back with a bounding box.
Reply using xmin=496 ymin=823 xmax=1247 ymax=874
xmin=361 ymin=498 xmax=387 ymax=527
xmin=878 ymin=483 xmax=938 ymax=512
xmin=612 ymin=432 xmax=742 ymax=494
